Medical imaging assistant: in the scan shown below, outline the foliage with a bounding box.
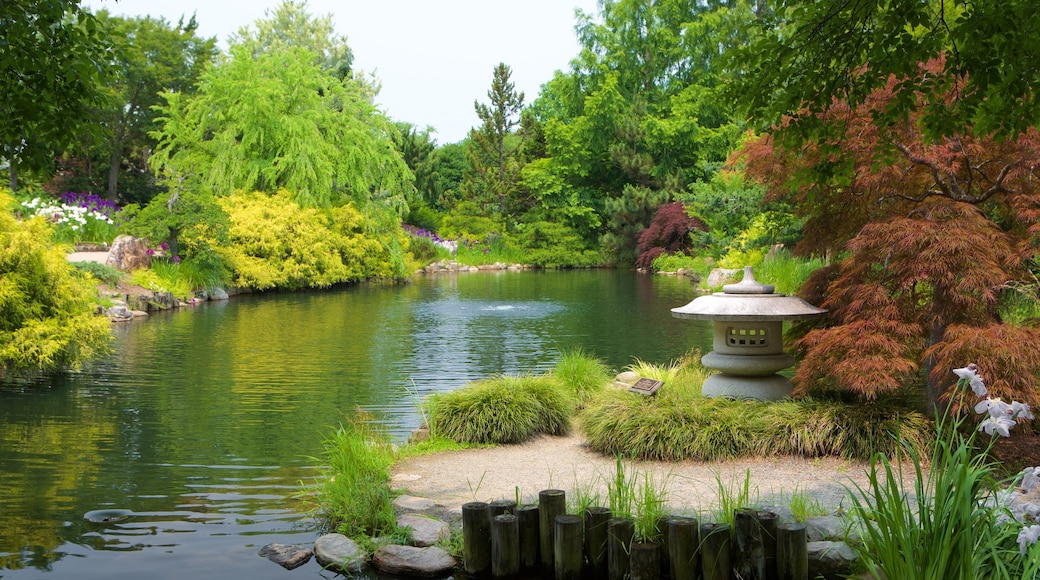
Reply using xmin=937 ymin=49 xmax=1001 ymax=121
xmin=71 ymin=261 xmax=124 ymax=287
xmin=635 ymin=202 xmax=707 ymax=270
xmin=392 ymin=123 xmax=441 ymax=210
xmin=711 ymin=470 xmax=757 ymax=527
xmin=510 ymin=221 xmax=602 ymax=268
xmin=551 ymin=348 xmax=612 ymax=409
xmin=579 ymin=355 xmax=932 ymax=461
xmin=217 ymin=191 xmax=406 ymax=290
xmin=599 ymin=184 xmax=671 ymax=265
xmin=229 ymin=0 xmax=354 ymax=80
xmin=678 ymin=170 xmax=768 ymax=255
xmin=0 ymin=1 xmax=111 ymax=182
xmin=313 ymin=416 xmax=397 ymax=538
xmin=0 ymin=191 xmax=111 ymax=376
xmin=728 ymin=1 xmax=1040 ymax=143
xmin=464 ymin=63 xmax=525 ymax=217
xmin=119 ymin=185 xmax=230 ymax=270
xmin=428 ymin=374 xmax=575 ymax=444
xmin=130 ymin=262 xmax=194 ymax=300
xmin=149 ymin=43 xmax=412 ymax=210
xmin=752 ymin=250 xmax=825 ymax=297
xmin=438 ymin=201 xmax=503 ymax=240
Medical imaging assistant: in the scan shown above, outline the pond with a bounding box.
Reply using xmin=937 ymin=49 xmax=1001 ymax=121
xmin=0 ymin=270 xmax=711 ymax=579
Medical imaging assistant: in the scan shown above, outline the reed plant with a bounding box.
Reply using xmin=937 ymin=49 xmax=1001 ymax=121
xmin=604 ymin=455 xmax=670 ymax=542
xmin=710 ymin=469 xmax=758 ymax=526
xmin=552 ymin=348 xmax=612 ymax=409
xmin=787 ymin=487 xmax=829 ymax=523
xmin=428 ymin=374 xmax=575 ymax=444
xmin=755 ymin=249 xmax=826 ymax=295
xmin=313 ymin=415 xmax=398 ymax=538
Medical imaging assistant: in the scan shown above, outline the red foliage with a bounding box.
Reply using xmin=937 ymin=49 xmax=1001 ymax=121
xmin=635 ymin=202 xmax=707 ymax=270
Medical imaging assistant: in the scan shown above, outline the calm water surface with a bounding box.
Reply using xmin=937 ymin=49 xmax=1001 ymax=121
xmin=0 ymin=270 xmax=711 ymax=579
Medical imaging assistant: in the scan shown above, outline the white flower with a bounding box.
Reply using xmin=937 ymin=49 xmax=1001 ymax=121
xmin=1012 ymin=401 xmax=1034 ymax=421
xmin=978 ymin=415 xmax=1016 ymax=437
xmin=1021 ymin=467 xmax=1040 ymax=493
xmin=975 ymin=397 xmax=1013 ymax=420
xmin=953 ymin=364 xmax=988 ymax=397
xmin=1018 ymin=524 xmax=1040 ymax=554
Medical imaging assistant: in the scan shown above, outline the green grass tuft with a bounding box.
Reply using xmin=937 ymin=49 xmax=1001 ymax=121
xmin=429 ymin=374 xmax=575 ymax=444
xmin=552 ymin=348 xmax=612 ymax=409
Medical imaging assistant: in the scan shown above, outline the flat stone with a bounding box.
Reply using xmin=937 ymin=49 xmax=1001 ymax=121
xmin=398 ymin=513 xmax=450 ymax=547
xmin=259 ymin=543 xmax=313 ymax=570
xmin=395 ymin=495 xmax=436 ymax=511
xmin=313 ymin=533 xmax=366 ymax=574
xmin=807 ymin=541 xmax=858 ymax=579
xmin=805 ymin=515 xmax=846 ymax=541
xmin=372 ymin=545 xmax=456 ymax=577
xmin=615 ymin=371 xmax=640 ymax=385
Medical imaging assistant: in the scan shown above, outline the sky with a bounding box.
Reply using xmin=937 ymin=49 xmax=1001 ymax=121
xmin=83 ymin=0 xmax=601 ymax=144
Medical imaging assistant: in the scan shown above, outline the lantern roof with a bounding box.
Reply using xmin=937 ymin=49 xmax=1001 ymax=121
xmin=671 ymin=266 xmax=827 ymax=322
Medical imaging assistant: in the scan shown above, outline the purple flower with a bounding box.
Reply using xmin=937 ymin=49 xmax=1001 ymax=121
xmin=146 ymin=248 xmax=155 ymax=256
xmin=172 ymin=255 xmax=181 ymax=263
xmin=160 ymin=242 xmax=169 ymax=251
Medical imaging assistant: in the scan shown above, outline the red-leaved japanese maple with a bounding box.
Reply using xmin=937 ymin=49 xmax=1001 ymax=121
xmin=741 ymin=58 xmax=1040 ymax=411
xmin=635 ymin=202 xmax=707 ymax=270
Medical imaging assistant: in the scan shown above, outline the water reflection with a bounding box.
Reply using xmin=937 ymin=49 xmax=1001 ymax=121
xmin=0 ymin=270 xmax=711 ymax=578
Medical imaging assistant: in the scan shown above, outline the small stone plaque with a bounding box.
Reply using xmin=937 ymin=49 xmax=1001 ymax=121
xmin=628 ymin=377 xmax=663 ymax=396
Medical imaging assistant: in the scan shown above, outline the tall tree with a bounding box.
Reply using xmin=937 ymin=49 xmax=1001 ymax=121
xmin=465 ymin=62 xmax=525 ymax=216
xmin=91 ymin=11 xmax=216 ymax=203
xmin=729 ymin=0 xmax=1040 ymax=143
xmin=0 ymin=0 xmax=111 ymax=191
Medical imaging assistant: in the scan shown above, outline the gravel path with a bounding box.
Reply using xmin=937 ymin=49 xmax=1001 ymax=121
xmin=392 ymin=432 xmax=913 ymax=517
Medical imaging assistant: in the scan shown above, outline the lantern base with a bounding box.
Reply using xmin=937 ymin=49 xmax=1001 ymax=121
xmin=700 ymin=373 xmax=793 ymax=401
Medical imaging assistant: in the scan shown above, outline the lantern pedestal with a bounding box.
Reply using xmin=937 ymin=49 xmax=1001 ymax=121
xmin=701 ymin=373 xmax=794 ymax=401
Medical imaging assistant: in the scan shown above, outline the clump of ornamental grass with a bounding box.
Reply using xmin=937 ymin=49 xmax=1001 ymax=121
xmin=604 ymin=455 xmax=670 ymax=542
xmin=551 ymin=348 xmax=612 ymax=409
xmin=579 ymin=358 xmax=931 ymax=461
xmin=428 ymin=374 xmax=575 ymax=444
xmin=312 ymin=414 xmax=398 ymax=538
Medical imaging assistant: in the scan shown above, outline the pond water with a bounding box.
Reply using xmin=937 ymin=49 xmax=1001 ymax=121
xmin=0 ymin=270 xmax=711 ymax=579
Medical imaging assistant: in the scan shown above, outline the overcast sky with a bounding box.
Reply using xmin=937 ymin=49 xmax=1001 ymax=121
xmin=83 ymin=0 xmax=600 ymax=144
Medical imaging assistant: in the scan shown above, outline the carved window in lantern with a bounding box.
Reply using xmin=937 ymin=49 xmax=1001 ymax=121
xmin=727 ymin=327 xmax=769 ymax=347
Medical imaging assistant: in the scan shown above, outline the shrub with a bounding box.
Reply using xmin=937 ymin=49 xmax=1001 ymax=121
xmin=510 ymin=221 xmax=601 ymax=268
xmin=72 ymin=261 xmax=125 ymax=287
xmin=635 ymin=202 xmax=708 ymax=270
xmin=429 ymin=375 xmax=575 ymax=444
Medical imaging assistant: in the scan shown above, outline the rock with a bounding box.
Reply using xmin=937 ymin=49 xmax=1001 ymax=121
xmin=371 ymin=545 xmax=456 ymax=577
xmin=105 ymin=235 xmax=152 ymax=272
xmin=397 ymin=514 xmax=450 ymax=547
xmin=705 ymin=268 xmax=740 ymax=287
xmin=805 ymin=515 xmax=846 ymax=541
xmin=107 ymin=305 xmax=133 ymax=322
xmin=807 ymin=541 xmax=858 ymax=579
xmin=313 ymin=533 xmax=366 ymax=574
xmin=208 ymin=287 xmax=229 ymax=301
xmin=409 ymin=426 xmax=430 ymax=444
xmin=615 ymin=371 xmax=640 ymax=385
xmin=395 ymin=495 xmax=436 ymax=512
xmin=259 ymin=543 xmax=313 ymax=570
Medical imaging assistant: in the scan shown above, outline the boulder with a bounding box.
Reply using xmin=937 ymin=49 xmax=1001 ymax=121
xmin=259 ymin=543 xmax=312 ymax=570
xmin=807 ymin=541 xmax=858 ymax=579
xmin=705 ymin=268 xmax=740 ymax=287
xmin=105 ymin=235 xmax=152 ymax=272
xmin=397 ymin=513 xmax=450 ymax=547
xmin=313 ymin=533 xmax=366 ymax=574
xmin=208 ymin=287 xmax=229 ymax=301
xmin=107 ymin=305 xmax=133 ymax=322
xmin=372 ymin=545 xmax=456 ymax=577
xmin=395 ymin=495 xmax=436 ymax=512
xmin=805 ymin=515 xmax=846 ymax=541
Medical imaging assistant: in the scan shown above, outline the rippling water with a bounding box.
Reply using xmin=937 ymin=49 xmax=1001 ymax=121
xmin=0 ymin=270 xmax=711 ymax=578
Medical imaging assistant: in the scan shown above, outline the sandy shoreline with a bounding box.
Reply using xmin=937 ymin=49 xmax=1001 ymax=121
xmin=391 ymin=432 xmax=905 ymax=517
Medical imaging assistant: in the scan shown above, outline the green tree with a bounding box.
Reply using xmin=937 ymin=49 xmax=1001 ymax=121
xmin=391 ymin=122 xmax=439 ymax=208
xmin=0 ymin=191 xmax=111 ymax=376
xmin=229 ymin=0 xmax=355 ymax=80
xmin=0 ymin=0 xmax=111 ymax=191
xmin=465 ymin=63 xmax=525 ymax=216
xmin=729 ymin=0 xmax=1040 ymax=142
xmin=149 ymin=44 xmax=413 ymax=210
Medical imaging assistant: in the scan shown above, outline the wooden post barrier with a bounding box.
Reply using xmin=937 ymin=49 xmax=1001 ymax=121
xmin=554 ymin=514 xmax=584 ymax=580
xmin=516 ymin=504 xmax=540 ymax=571
xmin=757 ymin=510 xmax=778 ymax=580
xmin=490 ymin=499 xmax=516 ymax=519
xmin=777 ymin=523 xmax=808 ymax=580
xmin=607 ymin=517 xmax=635 ymax=580
xmin=584 ymin=506 xmax=613 ymax=578
xmin=666 ymin=516 xmax=699 ymax=580
xmin=463 ymin=501 xmax=492 ymax=577
xmin=538 ymin=489 xmax=567 ymax=570
xmin=699 ymin=523 xmax=731 ymax=580
xmin=734 ymin=509 xmax=765 ymax=580
xmin=630 ymin=541 xmax=662 ymax=580
xmin=492 ymin=514 xmax=520 ymax=578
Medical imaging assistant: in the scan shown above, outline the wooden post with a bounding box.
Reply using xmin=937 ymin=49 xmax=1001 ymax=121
xmin=656 ymin=516 xmax=672 ymax=579
xmin=608 ymin=517 xmax=635 ymax=580
xmin=777 ymin=523 xmax=808 ymax=580
xmin=734 ymin=509 xmax=765 ymax=580
xmin=538 ymin=489 xmax=567 ymax=570
xmin=463 ymin=501 xmax=492 ymax=577
xmin=699 ymin=522 xmax=731 ymax=580
xmin=757 ymin=511 xmax=778 ymax=580
xmin=492 ymin=514 xmax=520 ymax=578
xmin=584 ymin=506 xmax=613 ymax=578
xmin=516 ymin=504 xmax=540 ymax=571
xmin=554 ymin=514 xmax=584 ymax=580
xmin=666 ymin=516 xmax=699 ymax=580
xmin=630 ymin=541 xmax=662 ymax=580
xmin=490 ymin=498 xmax=517 ymax=518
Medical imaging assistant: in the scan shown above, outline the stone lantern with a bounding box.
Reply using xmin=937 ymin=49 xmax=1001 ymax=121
xmin=671 ymin=266 xmax=827 ymax=401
